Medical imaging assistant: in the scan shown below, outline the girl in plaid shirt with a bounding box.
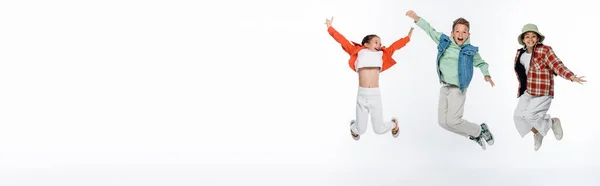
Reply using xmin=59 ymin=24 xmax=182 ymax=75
xmin=513 ymin=24 xmax=586 ymax=151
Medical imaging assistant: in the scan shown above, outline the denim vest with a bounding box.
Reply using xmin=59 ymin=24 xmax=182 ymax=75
xmin=436 ymin=34 xmax=478 ymax=91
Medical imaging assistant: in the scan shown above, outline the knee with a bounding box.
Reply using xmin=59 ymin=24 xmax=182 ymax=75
xmin=438 ymin=116 xmax=446 ymax=126
xmin=439 ymin=119 xmax=460 ymax=131
xmin=446 ymin=118 xmax=462 ymax=128
xmin=438 ymin=120 xmax=448 ymax=128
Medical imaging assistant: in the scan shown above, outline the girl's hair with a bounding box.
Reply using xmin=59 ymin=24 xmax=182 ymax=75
xmin=361 ymin=34 xmax=379 ymax=45
xmin=520 ymin=31 xmax=542 ymax=44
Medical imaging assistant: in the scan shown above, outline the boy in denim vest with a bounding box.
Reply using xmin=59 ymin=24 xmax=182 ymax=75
xmin=406 ymin=10 xmax=495 ymax=150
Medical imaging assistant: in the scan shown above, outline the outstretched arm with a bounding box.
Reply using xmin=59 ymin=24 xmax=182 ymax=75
xmin=545 ymin=47 xmax=586 ymax=84
xmin=473 ymin=52 xmax=495 ymax=87
xmin=385 ymin=27 xmax=413 ymax=53
xmin=406 ymin=10 xmax=442 ymax=44
xmin=325 ymin=17 xmax=358 ymax=54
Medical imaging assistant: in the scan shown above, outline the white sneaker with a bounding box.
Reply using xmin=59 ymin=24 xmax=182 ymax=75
xmin=551 ymin=118 xmax=563 ymax=140
xmin=534 ymin=133 xmax=544 ymax=151
xmin=391 ymin=117 xmax=399 ymax=138
xmin=350 ymin=120 xmax=360 ymax=141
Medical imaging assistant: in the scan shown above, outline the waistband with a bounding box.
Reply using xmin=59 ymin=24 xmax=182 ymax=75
xmin=442 ymin=81 xmax=459 ymax=88
xmin=357 ymin=87 xmax=381 ymax=96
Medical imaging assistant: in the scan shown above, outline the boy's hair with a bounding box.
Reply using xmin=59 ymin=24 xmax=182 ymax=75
xmin=452 ymin=17 xmax=470 ymax=31
xmin=361 ymin=34 xmax=379 ymax=45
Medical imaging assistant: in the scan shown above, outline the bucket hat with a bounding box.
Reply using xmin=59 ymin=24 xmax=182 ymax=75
xmin=518 ymin=23 xmax=545 ymax=45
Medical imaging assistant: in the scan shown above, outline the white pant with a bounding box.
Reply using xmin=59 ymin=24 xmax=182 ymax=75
xmin=514 ymin=92 xmax=553 ymax=137
xmin=351 ymin=87 xmax=396 ymax=135
xmin=437 ymin=84 xmax=482 ymax=138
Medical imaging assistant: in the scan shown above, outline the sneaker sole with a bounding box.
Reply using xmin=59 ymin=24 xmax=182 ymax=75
xmin=470 ymin=136 xmax=486 ymax=150
xmin=350 ymin=120 xmax=359 ymax=141
xmin=391 ymin=117 xmax=399 ymax=138
xmin=479 ymin=139 xmax=487 ymax=150
xmin=351 ymin=130 xmax=360 ymax=141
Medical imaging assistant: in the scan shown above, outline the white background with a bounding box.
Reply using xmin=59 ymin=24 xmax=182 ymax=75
xmin=1 ymin=0 xmax=599 ymax=185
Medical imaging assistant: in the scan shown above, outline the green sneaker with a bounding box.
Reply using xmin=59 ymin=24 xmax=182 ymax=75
xmin=480 ymin=123 xmax=494 ymax=145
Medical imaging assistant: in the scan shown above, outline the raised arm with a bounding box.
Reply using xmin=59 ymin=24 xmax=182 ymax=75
xmin=406 ymin=10 xmax=442 ymax=44
xmin=544 ymin=46 xmax=575 ymax=81
xmin=325 ymin=17 xmax=358 ymax=55
xmin=383 ymin=27 xmax=413 ymax=53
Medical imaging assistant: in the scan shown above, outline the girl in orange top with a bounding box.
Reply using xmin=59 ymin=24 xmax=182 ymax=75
xmin=325 ymin=17 xmax=413 ymax=140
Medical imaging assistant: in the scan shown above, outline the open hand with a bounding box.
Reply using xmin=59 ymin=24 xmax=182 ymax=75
xmin=571 ymin=75 xmax=586 ymax=84
xmin=406 ymin=10 xmax=420 ymax=22
xmin=325 ymin=16 xmax=333 ymax=28
xmin=485 ymin=76 xmax=495 ymax=87
xmin=407 ymin=27 xmax=414 ymax=38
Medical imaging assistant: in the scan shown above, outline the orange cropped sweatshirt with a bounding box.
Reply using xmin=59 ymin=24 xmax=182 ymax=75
xmin=327 ymin=26 xmax=411 ymax=72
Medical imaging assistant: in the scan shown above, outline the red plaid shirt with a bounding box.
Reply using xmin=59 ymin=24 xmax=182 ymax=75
xmin=513 ymin=44 xmax=575 ymax=97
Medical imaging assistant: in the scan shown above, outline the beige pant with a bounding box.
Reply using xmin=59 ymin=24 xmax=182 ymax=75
xmin=513 ymin=92 xmax=553 ymax=137
xmin=438 ymin=84 xmax=482 ymax=137
xmin=350 ymin=87 xmax=396 ymax=135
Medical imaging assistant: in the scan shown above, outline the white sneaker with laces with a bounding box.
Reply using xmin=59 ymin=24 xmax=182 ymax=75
xmin=551 ymin=118 xmax=563 ymax=140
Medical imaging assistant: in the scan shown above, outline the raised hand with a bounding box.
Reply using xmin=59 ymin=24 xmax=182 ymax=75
xmin=571 ymin=75 xmax=587 ymax=84
xmin=325 ymin=16 xmax=333 ymax=28
xmin=485 ymin=76 xmax=495 ymax=87
xmin=405 ymin=10 xmax=419 ymax=22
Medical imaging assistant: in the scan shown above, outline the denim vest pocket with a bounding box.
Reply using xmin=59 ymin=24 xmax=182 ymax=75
xmin=462 ymin=51 xmax=475 ymax=56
